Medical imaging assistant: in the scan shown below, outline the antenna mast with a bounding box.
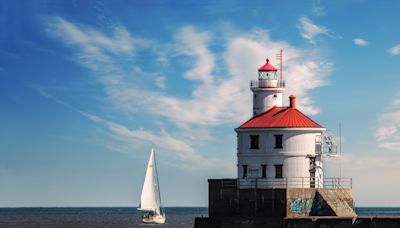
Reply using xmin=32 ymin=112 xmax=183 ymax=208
xmin=276 ymin=49 xmax=283 ymax=81
xmin=339 ymin=123 xmax=342 ymax=178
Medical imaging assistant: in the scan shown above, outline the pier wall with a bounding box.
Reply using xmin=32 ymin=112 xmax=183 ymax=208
xmin=208 ymin=179 xmax=286 ymax=218
xmin=196 ymin=217 xmax=400 ymax=228
xmin=284 ymin=217 xmax=400 ymax=228
xmin=195 ymin=179 xmax=400 ymax=227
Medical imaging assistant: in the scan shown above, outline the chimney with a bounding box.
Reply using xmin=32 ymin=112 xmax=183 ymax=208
xmin=289 ymin=95 xmax=296 ymax=109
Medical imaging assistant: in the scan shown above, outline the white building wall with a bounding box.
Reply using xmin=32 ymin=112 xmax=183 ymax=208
xmin=236 ymin=128 xmax=325 ymax=188
xmin=252 ymin=88 xmax=284 ymax=115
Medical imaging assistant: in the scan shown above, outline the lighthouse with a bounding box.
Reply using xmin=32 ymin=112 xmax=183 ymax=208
xmin=237 ymin=58 xmax=327 ymax=189
xmin=194 ymin=54 xmax=357 ymax=228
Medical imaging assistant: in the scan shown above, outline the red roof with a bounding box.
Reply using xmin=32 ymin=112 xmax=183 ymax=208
xmin=258 ymin=58 xmax=278 ymax=71
xmin=239 ymin=106 xmax=322 ymax=129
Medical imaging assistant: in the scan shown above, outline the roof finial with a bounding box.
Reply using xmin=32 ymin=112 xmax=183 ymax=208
xmin=266 ymin=58 xmax=269 ymax=64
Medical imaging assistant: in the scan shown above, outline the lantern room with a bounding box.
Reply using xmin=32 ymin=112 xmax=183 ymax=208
xmin=257 ymin=58 xmax=281 ymax=88
xmin=258 ymin=58 xmax=278 ymax=80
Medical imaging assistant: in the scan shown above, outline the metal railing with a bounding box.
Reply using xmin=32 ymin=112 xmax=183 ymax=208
xmin=221 ymin=179 xmax=238 ymax=188
xmin=250 ymin=79 xmax=285 ymax=89
xmin=320 ymin=180 xmax=356 ymax=214
xmin=327 ymin=178 xmax=355 ymax=210
xmin=237 ymin=177 xmax=352 ymax=189
xmin=315 ymin=133 xmax=338 ymax=156
xmin=323 ymin=178 xmax=352 ymax=189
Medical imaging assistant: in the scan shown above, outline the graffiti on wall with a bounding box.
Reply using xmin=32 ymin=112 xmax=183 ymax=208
xmin=288 ymin=198 xmax=313 ymax=215
xmin=288 ymin=195 xmax=324 ymax=216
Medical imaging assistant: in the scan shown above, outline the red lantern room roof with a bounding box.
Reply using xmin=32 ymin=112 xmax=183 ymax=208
xmin=239 ymin=101 xmax=322 ymax=129
xmin=258 ymin=58 xmax=278 ymax=71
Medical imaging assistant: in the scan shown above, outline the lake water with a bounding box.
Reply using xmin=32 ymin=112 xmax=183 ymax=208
xmin=0 ymin=207 xmax=207 ymax=228
xmin=0 ymin=207 xmax=399 ymax=227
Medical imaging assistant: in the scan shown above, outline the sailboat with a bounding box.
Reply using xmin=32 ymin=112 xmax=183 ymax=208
xmin=138 ymin=148 xmax=166 ymax=224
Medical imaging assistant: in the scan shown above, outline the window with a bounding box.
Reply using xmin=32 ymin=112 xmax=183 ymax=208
xmin=274 ymin=134 xmax=283 ymax=149
xmin=250 ymin=135 xmax=259 ymax=149
xmin=275 ymin=165 xmax=283 ymax=178
xmin=242 ymin=165 xmax=248 ymax=178
xmin=261 ymin=165 xmax=267 ymax=178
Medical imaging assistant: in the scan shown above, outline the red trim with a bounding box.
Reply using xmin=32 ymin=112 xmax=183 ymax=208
xmin=258 ymin=58 xmax=278 ymax=71
xmin=239 ymin=106 xmax=322 ymax=129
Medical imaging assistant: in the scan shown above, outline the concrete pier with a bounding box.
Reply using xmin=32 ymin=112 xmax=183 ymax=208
xmin=194 ymin=179 xmax=400 ymax=228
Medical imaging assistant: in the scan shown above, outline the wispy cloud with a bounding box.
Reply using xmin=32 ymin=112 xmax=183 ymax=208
xmin=46 ymin=17 xmax=334 ymax=120
xmin=94 ymin=116 xmax=220 ymax=171
xmin=46 ymin=17 xmax=135 ymax=69
xmin=353 ymin=38 xmax=369 ymax=46
xmin=311 ymin=0 xmax=325 ymax=16
xmin=297 ymin=16 xmax=334 ymax=44
xmin=326 ymin=154 xmax=400 ymax=206
xmin=388 ymin=44 xmax=400 ymax=56
xmin=35 ymin=87 xmax=218 ymax=171
xmin=175 ymin=26 xmax=214 ymax=84
xmin=375 ymin=96 xmax=400 ymax=151
xmin=224 ymin=28 xmax=332 ymax=115
xmin=79 ymin=111 xmax=216 ymax=168
xmin=44 ymin=17 xmax=333 ymax=170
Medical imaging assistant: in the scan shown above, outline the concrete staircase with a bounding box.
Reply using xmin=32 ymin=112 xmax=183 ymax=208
xmin=286 ymin=188 xmax=357 ymax=218
xmin=318 ymin=188 xmax=357 ymax=217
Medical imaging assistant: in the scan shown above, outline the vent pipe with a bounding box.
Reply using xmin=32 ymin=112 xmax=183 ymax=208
xmin=289 ymin=95 xmax=296 ymax=109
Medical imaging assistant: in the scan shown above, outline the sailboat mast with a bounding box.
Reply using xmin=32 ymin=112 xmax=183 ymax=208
xmin=153 ymin=148 xmax=164 ymax=215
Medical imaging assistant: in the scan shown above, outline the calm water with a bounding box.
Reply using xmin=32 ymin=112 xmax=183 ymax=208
xmin=0 ymin=207 xmax=399 ymax=227
xmin=0 ymin=207 xmax=207 ymax=228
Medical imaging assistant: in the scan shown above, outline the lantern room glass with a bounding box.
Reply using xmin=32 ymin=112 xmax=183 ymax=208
xmin=258 ymin=71 xmax=277 ymax=80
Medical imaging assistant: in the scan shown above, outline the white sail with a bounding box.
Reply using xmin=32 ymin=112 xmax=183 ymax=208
xmin=138 ymin=148 xmax=162 ymax=214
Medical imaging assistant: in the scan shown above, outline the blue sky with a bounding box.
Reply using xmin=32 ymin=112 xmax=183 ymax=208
xmin=2 ymin=0 xmax=400 ymax=207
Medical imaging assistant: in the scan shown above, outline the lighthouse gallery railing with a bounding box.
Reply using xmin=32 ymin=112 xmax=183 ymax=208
xmin=237 ymin=177 xmax=352 ymax=189
xmin=250 ymin=79 xmax=285 ymax=89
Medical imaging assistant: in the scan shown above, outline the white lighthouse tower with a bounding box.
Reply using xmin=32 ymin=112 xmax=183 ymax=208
xmin=251 ymin=58 xmax=285 ymax=116
xmin=236 ymin=57 xmax=329 ymax=189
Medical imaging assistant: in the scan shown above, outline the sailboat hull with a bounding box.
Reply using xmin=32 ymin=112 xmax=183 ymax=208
xmin=142 ymin=214 xmax=166 ymax=224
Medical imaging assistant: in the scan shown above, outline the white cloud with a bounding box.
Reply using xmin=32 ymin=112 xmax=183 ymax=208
xmin=75 ymin=110 xmax=218 ymax=170
xmin=175 ymin=26 xmax=214 ymax=84
xmin=92 ymin=116 xmax=218 ymax=170
xmin=45 ymin=17 xmax=333 ymax=170
xmin=375 ymin=105 xmax=400 ymax=151
xmin=46 ymin=17 xmax=136 ymax=70
xmin=223 ymin=29 xmax=333 ymax=116
xmin=34 ymin=83 xmax=217 ymax=171
xmin=353 ymin=38 xmax=369 ymax=46
xmin=48 ymin=18 xmax=333 ymax=126
xmin=325 ymin=154 xmax=400 ymax=206
xmin=376 ymin=125 xmax=397 ymax=142
xmin=311 ymin=0 xmax=325 ymax=16
xmin=297 ymin=16 xmax=332 ymax=44
xmin=388 ymin=44 xmax=400 ymax=56
xmin=393 ymin=98 xmax=400 ymax=106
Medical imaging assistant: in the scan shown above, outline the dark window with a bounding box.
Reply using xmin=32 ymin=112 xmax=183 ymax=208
xmin=250 ymin=135 xmax=259 ymax=149
xmin=242 ymin=165 xmax=248 ymax=178
xmin=261 ymin=165 xmax=267 ymax=178
xmin=275 ymin=165 xmax=283 ymax=178
xmin=274 ymin=134 xmax=283 ymax=149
